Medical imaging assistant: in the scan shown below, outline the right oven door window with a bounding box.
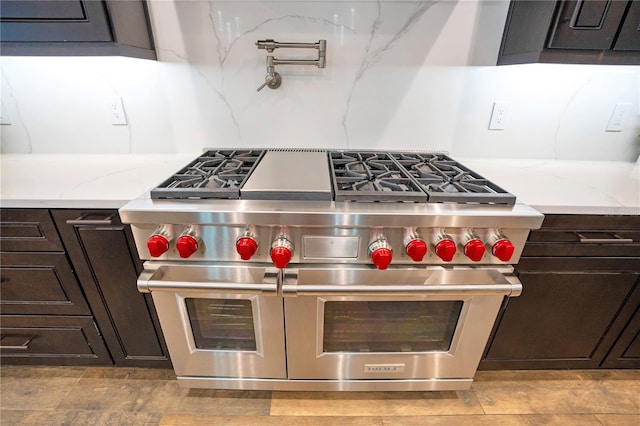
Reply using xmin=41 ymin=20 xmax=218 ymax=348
xmin=322 ymin=301 xmax=463 ymax=353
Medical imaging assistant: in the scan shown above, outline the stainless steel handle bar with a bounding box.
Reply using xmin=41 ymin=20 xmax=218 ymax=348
xmin=578 ymin=233 xmax=633 ymax=244
xmin=282 ymin=282 xmax=522 ymax=297
xmin=0 ymin=335 xmax=34 ymax=350
xmin=66 ymin=214 xmax=115 ymax=225
xmin=137 ymin=268 xmax=280 ymax=295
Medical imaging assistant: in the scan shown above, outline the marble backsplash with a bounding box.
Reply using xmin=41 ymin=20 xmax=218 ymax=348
xmin=0 ymin=0 xmax=639 ymax=161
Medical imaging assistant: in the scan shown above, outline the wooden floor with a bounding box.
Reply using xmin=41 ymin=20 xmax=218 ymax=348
xmin=1 ymin=366 xmax=639 ymax=425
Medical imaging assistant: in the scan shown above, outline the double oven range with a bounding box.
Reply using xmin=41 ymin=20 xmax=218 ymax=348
xmin=119 ymin=149 xmax=543 ymax=391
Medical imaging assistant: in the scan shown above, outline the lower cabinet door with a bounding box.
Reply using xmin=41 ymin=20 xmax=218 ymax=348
xmin=601 ymin=285 xmax=640 ymax=368
xmin=0 ymin=315 xmax=112 ymax=366
xmin=482 ymin=271 xmax=638 ymax=369
xmin=51 ymin=210 xmax=171 ymax=368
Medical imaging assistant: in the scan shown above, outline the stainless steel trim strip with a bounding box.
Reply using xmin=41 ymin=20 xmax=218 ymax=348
xmin=120 ymin=199 xmax=544 ymax=229
xmin=177 ymin=376 xmax=473 ymax=391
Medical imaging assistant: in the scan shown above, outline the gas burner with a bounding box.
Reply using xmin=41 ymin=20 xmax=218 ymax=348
xmin=329 ymin=152 xmax=428 ymax=202
xmin=151 ymin=150 xmax=265 ymax=199
xmin=389 ymin=152 xmax=516 ymax=205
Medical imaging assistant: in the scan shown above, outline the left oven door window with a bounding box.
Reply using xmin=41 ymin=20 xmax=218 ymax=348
xmin=185 ymin=298 xmax=257 ymax=351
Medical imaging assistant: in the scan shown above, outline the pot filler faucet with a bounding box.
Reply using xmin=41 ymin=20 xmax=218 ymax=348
xmin=256 ymin=39 xmax=327 ymax=91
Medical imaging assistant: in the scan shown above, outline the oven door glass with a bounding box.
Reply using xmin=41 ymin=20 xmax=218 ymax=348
xmin=186 ymin=298 xmax=257 ymax=351
xmin=323 ymin=300 xmax=463 ymax=353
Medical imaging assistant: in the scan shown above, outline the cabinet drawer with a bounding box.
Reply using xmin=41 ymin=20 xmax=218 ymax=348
xmin=0 ymin=315 xmax=112 ymax=366
xmin=0 ymin=209 xmax=64 ymax=252
xmin=536 ymin=215 xmax=640 ymax=230
xmin=517 ymin=257 xmax=640 ymax=272
xmin=0 ymin=252 xmax=91 ymax=315
xmin=523 ymin=215 xmax=640 ymax=257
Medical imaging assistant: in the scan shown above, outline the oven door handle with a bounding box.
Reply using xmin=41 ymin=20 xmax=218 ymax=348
xmin=282 ymin=282 xmax=521 ymax=297
xmin=137 ymin=268 xmax=280 ymax=295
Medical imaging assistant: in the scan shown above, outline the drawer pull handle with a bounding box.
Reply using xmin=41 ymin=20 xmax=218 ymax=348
xmin=66 ymin=214 xmax=115 ymax=226
xmin=0 ymin=335 xmax=34 ymax=350
xmin=577 ymin=233 xmax=633 ymax=244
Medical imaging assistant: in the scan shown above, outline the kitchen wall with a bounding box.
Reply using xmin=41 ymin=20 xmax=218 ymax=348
xmin=1 ymin=0 xmax=639 ymax=161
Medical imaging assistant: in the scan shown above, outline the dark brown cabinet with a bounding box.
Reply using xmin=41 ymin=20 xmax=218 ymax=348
xmin=0 ymin=315 xmax=113 ymax=366
xmin=601 ymin=284 xmax=640 ymax=368
xmin=0 ymin=252 xmax=91 ymax=316
xmin=51 ymin=210 xmax=170 ymax=368
xmin=0 ymin=0 xmax=155 ymax=59
xmin=0 ymin=208 xmax=170 ymax=368
xmin=481 ymin=214 xmax=640 ymax=370
xmin=0 ymin=209 xmax=111 ymax=365
xmin=499 ymin=0 xmax=640 ymax=65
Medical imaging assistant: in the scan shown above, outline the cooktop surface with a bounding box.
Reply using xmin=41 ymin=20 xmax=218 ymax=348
xmin=150 ymin=149 xmax=515 ymax=205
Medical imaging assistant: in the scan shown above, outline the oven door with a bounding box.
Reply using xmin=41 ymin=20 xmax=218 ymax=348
xmin=138 ymin=263 xmax=286 ymax=379
xmin=283 ymin=266 xmax=521 ymax=380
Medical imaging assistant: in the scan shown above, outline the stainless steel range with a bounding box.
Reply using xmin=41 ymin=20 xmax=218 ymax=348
xmin=119 ymin=149 xmax=543 ymax=391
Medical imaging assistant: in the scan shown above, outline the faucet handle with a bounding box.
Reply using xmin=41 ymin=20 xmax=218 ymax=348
xmin=256 ymin=72 xmax=282 ymax=92
xmin=256 ymin=77 xmax=271 ymax=92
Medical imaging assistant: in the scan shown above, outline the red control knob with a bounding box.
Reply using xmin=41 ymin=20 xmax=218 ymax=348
xmin=406 ymin=239 xmax=427 ymax=262
xmin=236 ymin=237 xmax=258 ymax=260
xmin=464 ymin=239 xmax=486 ymax=262
xmin=147 ymin=235 xmax=169 ymax=258
xmin=270 ymin=246 xmax=292 ymax=269
xmin=371 ymin=247 xmax=393 ymax=270
xmin=176 ymin=235 xmax=199 ymax=258
xmin=435 ymin=239 xmax=456 ymax=262
xmin=492 ymin=239 xmax=515 ymax=262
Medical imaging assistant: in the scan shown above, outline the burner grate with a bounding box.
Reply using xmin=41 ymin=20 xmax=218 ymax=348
xmin=389 ymin=152 xmax=516 ymax=205
xmin=151 ymin=150 xmax=265 ymax=199
xmin=329 ymin=152 xmax=429 ymax=202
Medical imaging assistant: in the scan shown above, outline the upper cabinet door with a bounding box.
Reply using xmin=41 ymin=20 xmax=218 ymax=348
xmin=498 ymin=0 xmax=640 ymax=65
xmin=548 ymin=0 xmax=629 ymax=50
xmin=0 ymin=0 xmax=156 ymax=60
xmin=614 ymin=0 xmax=640 ymax=50
xmin=0 ymin=0 xmax=112 ymax=42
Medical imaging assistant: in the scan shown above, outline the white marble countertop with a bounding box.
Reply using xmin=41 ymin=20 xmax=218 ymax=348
xmin=1 ymin=154 xmax=639 ymax=215
xmin=0 ymin=154 xmax=198 ymax=209
xmin=460 ymin=158 xmax=640 ymax=215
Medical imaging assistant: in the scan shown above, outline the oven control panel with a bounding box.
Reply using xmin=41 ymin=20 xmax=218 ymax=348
xmin=133 ymin=223 xmax=530 ymax=267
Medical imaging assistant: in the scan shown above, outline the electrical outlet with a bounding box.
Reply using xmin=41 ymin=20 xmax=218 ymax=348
xmin=606 ymin=102 xmax=631 ymax=132
xmin=108 ymin=97 xmax=128 ymax=125
xmin=489 ymin=102 xmax=509 ymax=130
